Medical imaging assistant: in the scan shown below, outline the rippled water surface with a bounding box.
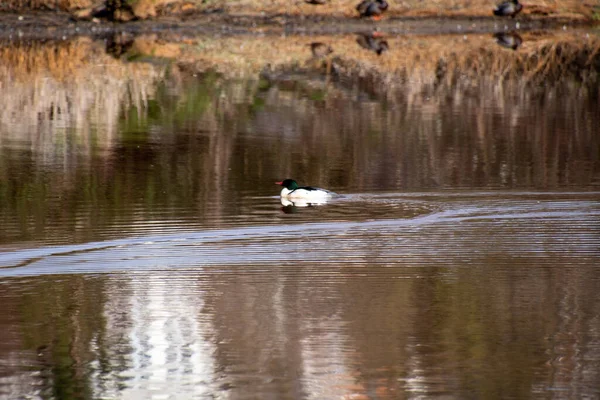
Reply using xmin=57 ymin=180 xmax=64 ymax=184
xmin=1 ymin=32 xmax=600 ymax=399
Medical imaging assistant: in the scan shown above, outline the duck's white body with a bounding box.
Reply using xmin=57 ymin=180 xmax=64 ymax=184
xmin=280 ymin=187 xmax=332 ymax=203
xmin=276 ymin=179 xmax=334 ymax=206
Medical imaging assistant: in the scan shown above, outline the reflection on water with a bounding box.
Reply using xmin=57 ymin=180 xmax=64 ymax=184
xmin=494 ymin=31 xmax=523 ymax=50
xmin=1 ymin=35 xmax=598 ymax=246
xmin=1 ymin=210 xmax=600 ymax=398
xmin=356 ymin=32 xmax=389 ymax=55
xmin=0 ymin=32 xmax=599 ymax=399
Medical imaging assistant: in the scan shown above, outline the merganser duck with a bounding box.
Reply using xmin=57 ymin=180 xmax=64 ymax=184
xmin=493 ymin=0 xmax=523 ymax=18
xmin=356 ymin=0 xmax=388 ymax=20
xmin=276 ymin=179 xmax=333 ymax=205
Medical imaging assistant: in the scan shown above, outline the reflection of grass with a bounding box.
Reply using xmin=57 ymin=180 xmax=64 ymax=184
xmin=0 ymin=37 xmax=165 ymax=154
xmin=169 ymin=71 xmax=222 ymax=124
xmin=308 ymin=89 xmax=327 ymax=102
xmin=117 ymin=70 xmax=223 ymax=136
xmin=1 ymin=32 xmax=598 ymax=159
xmin=176 ymin=31 xmax=600 ymax=92
xmin=1 ymin=32 xmax=598 ymax=150
xmin=1 ymin=32 xmax=599 ymax=247
xmin=249 ymin=96 xmax=265 ymax=114
xmin=17 ymin=275 xmax=107 ymax=399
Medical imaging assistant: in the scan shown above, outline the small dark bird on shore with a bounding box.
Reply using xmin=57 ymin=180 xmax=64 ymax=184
xmin=494 ymin=32 xmax=523 ymax=50
xmin=356 ymin=32 xmax=389 ymax=55
xmin=310 ymin=42 xmax=334 ymax=58
xmin=305 ymin=0 xmax=328 ymax=4
xmin=356 ymin=0 xmax=389 ymax=20
xmin=493 ymin=0 xmax=523 ymax=18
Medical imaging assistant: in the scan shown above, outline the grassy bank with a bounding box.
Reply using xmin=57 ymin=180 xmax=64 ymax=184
xmin=1 ymin=0 xmax=599 ymax=22
xmin=220 ymin=0 xmax=600 ymax=20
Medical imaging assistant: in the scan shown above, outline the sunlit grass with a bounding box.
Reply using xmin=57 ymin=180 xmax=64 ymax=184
xmin=1 ymin=0 xmax=599 ymax=20
xmin=196 ymin=0 xmax=599 ymax=19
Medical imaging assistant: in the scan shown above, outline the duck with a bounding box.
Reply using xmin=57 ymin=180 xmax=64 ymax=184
xmin=356 ymin=0 xmax=389 ymax=20
xmin=356 ymin=32 xmax=389 ymax=55
xmin=494 ymin=32 xmax=523 ymax=50
xmin=276 ymin=179 xmax=334 ymax=205
xmin=493 ymin=0 xmax=523 ymax=18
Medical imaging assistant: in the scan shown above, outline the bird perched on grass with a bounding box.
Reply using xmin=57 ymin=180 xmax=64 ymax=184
xmin=356 ymin=0 xmax=389 ymax=20
xmin=493 ymin=0 xmax=523 ymax=18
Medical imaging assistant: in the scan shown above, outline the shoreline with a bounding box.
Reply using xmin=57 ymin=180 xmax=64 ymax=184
xmin=0 ymin=10 xmax=597 ymax=40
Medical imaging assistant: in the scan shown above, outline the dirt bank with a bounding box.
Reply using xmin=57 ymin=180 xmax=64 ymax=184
xmin=0 ymin=11 xmax=596 ymax=42
xmin=0 ymin=0 xmax=599 ymax=40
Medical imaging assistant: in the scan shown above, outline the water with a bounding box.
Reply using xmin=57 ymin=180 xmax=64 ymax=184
xmin=1 ymin=31 xmax=599 ymax=399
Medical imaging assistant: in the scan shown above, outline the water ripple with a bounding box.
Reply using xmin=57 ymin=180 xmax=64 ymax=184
xmin=1 ymin=193 xmax=598 ymax=277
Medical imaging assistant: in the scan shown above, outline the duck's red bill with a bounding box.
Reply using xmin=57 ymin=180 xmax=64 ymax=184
xmin=275 ymin=181 xmax=283 ymax=185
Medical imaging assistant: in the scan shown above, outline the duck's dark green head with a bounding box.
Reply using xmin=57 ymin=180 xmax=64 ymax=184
xmin=276 ymin=179 xmax=299 ymax=190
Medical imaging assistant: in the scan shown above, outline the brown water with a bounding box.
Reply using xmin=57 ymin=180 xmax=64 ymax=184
xmin=1 ymin=31 xmax=600 ymax=399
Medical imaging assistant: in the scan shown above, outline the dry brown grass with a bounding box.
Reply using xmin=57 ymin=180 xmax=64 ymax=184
xmin=216 ymin=0 xmax=599 ymax=20
xmin=1 ymin=0 xmax=599 ymax=21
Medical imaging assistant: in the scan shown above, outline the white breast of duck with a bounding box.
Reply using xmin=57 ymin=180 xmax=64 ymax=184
xmin=276 ymin=179 xmax=333 ymax=203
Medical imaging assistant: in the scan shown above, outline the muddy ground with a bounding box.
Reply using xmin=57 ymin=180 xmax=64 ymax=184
xmin=0 ymin=9 xmax=597 ymax=40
